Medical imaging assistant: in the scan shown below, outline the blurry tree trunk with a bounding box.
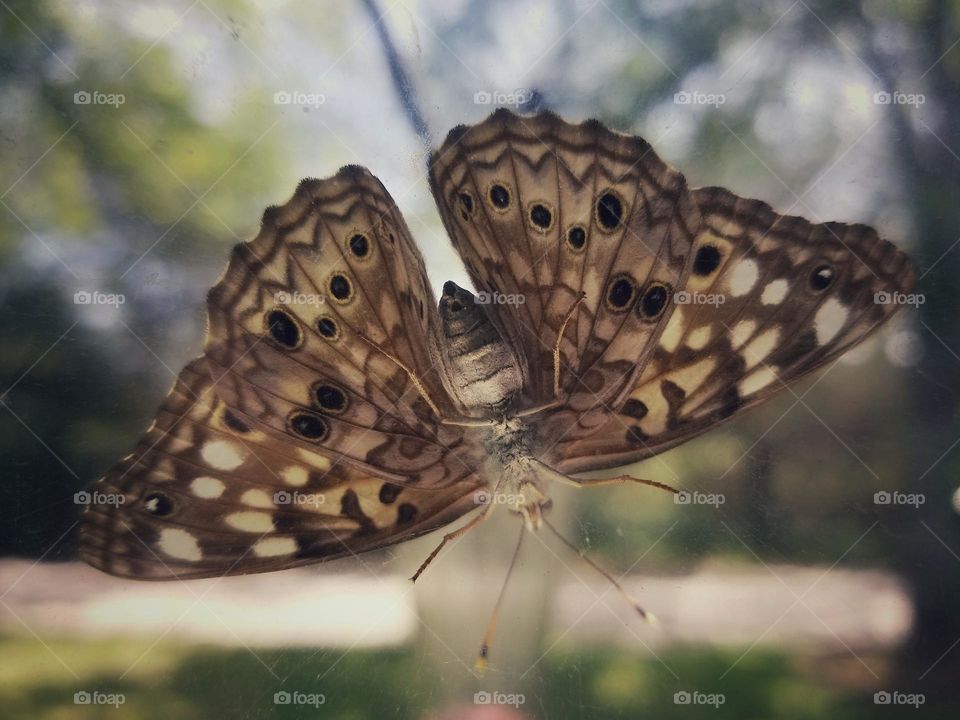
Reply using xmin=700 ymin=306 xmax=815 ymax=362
xmin=859 ymin=0 xmax=960 ymax=692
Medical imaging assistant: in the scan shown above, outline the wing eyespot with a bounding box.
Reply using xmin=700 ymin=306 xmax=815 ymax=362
xmin=528 ymin=201 xmax=554 ymax=233
xmin=488 ymin=182 xmax=511 ymax=211
xmin=605 ymin=273 xmax=638 ymax=312
xmin=143 ymin=492 xmax=174 ymax=517
xmin=638 ymin=282 xmax=671 ymax=320
xmin=328 ymin=273 xmax=354 ymax=304
xmin=809 ymin=264 xmax=835 ymax=292
xmin=565 ymin=225 xmax=587 ymax=252
xmin=347 ymin=232 xmax=372 ymax=260
xmin=316 ymin=316 xmax=340 ymax=341
xmin=595 ymin=189 xmax=625 ymax=231
xmin=313 ymin=382 xmax=349 ymax=414
xmin=265 ymin=308 xmax=303 ymax=350
xmin=288 ymin=411 xmax=330 ymax=441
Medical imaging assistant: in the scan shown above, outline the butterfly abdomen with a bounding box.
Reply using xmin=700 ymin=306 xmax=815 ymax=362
xmin=438 ymin=280 xmax=524 ymax=412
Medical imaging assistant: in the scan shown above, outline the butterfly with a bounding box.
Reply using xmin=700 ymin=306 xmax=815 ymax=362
xmin=80 ymin=109 xmax=913 ymax=587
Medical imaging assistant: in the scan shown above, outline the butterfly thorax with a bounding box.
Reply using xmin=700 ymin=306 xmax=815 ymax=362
xmin=475 ymin=416 xmax=546 ymax=530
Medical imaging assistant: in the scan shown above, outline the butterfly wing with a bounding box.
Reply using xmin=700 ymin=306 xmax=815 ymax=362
xmin=204 ymin=166 xmax=480 ymax=487
xmin=429 ymin=109 xmax=701 ymax=411
xmin=80 ymin=167 xmax=487 ymax=579
xmin=80 ymin=359 xmax=484 ymax=579
xmin=542 ymin=186 xmax=914 ymax=473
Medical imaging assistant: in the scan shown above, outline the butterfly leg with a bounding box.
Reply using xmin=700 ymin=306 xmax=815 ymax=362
xmin=542 ymin=517 xmax=655 ymax=622
xmin=553 ymin=291 xmax=587 ymax=399
xmin=409 ymin=501 xmax=497 ymax=583
xmin=531 ymin=458 xmax=679 ymax=495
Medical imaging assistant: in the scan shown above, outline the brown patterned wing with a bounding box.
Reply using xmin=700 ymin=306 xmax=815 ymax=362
xmin=542 ymin=186 xmax=914 ymax=473
xmin=429 ymin=109 xmax=701 ymax=411
xmin=203 ymin=165 xmax=481 ymax=488
xmin=80 ymin=359 xmax=484 ymax=579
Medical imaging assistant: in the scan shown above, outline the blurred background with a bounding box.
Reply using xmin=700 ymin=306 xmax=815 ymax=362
xmin=1 ymin=0 xmax=958 ymax=717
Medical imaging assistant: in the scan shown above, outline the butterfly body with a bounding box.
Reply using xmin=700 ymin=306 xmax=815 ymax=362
xmin=437 ymin=280 xmax=525 ymax=414
xmin=80 ymin=109 xmax=913 ymax=581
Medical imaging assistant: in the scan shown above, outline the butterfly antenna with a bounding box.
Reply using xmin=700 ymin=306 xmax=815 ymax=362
xmin=356 ymin=331 xmax=443 ymax=418
xmin=475 ymin=523 xmax=526 ymax=674
xmin=553 ymin=291 xmax=586 ymax=398
xmin=541 ymin=517 xmax=655 ymax=623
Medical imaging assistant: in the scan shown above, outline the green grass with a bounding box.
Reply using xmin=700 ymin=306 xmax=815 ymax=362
xmin=0 ymin=634 xmax=953 ymax=719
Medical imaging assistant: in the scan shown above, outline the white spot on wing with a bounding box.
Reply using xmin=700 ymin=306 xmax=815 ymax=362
xmin=761 ymin=279 xmax=789 ymax=305
xmin=742 ymin=328 xmax=781 ymax=369
xmin=687 ymin=326 xmax=712 ymax=350
xmin=226 ymin=511 xmax=274 ymax=533
xmin=728 ymin=259 xmax=759 ymax=297
xmin=739 ymin=366 xmax=780 ymax=396
xmin=659 ymin=307 xmax=685 ymax=352
xmin=815 ymin=298 xmax=848 ymax=345
xmin=242 ymin=489 xmax=275 ymax=508
xmin=730 ymin=319 xmax=757 ymax=349
xmin=158 ymin=528 xmax=202 ymax=561
xmin=190 ymin=476 xmax=226 ymax=499
xmin=253 ymin=537 xmax=297 ymax=557
xmin=201 ymin=440 xmax=245 ymax=470
xmin=281 ymin=466 xmax=310 ymax=487
xmin=296 ymin=449 xmax=332 ymax=472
